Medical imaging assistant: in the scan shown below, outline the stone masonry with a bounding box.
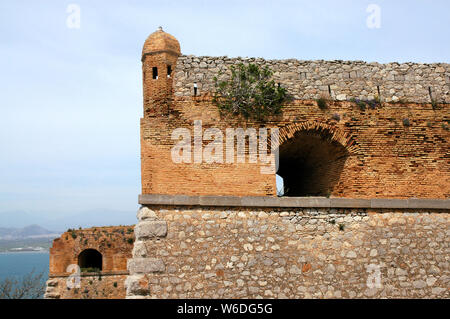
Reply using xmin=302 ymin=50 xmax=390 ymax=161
xmin=126 ymin=203 xmax=449 ymax=299
xmin=174 ymin=56 xmax=450 ymax=103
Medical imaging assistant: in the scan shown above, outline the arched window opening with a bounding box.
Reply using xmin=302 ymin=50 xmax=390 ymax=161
xmin=277 ymin=130 xmax=349 ymax=197
xmin=78 ymin=249 xmax=102 ymax=272
xmin=167 ymin=65 xmax=172 ymax=78
xmin=152 ymin=67 xmax=158 ymax=79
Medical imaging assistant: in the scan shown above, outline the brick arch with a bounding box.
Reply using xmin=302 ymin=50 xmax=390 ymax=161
xmin=78 ymin=248 xmax=103 ymax=271
xmin=277 ymin=121 xmax=358 ymax=155
xmin=74 ymin=244 xmax=105 ymax=258
xmin=276 ymin=121 xmax=356 ymax=197
xmin=74 ymin=243 xmax=112 ymax=273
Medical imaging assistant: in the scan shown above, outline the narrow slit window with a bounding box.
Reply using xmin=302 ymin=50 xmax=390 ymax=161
xmin=152 ymin=67 xmax=158 ymax=79
xmin=167 ymin=65 xmax=172 ymax=78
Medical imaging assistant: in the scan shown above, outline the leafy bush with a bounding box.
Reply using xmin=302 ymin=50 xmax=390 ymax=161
xmin=356 ymin=100 xmax=366 ymax=111
xmin=350 ymin=97 xmax=381 ymax=111
xmin=331 ymin=113 xmax=340 ymax=121
xmin=350 ymin=98 xmax=366 ymax=111
xmin=366 ymin=98 xmax=381 ymax=109
xmin=316 ymin=96 xmax=328 ymax=110
xmin=403 ymin=118 xmax=411 ymax=127
xmin=213 ymin=63 xmax=291 ymax=121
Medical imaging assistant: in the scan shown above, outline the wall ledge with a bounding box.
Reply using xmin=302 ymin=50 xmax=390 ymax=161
xmin=49 ymin=270 xmax=129 ymax=278
xmin=139 ymin=194 xmax=450 ymax=210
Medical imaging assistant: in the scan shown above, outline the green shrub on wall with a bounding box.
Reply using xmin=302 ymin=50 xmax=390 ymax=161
xmin=316 ymin=96 xmax=328 ymax=110
xmin=213 ymin=63 xmax=291 ymax=121
xmin=81 ymin=267 xmax=101 ymax=273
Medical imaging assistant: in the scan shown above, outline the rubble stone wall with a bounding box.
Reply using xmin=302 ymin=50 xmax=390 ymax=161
xmin=173 ymin=55 xmax=450 ymax=103
xmin=125 ymin=204 xmax=449 ymax=299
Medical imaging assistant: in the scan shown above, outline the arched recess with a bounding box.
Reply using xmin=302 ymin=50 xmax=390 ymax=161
xmin=276 ymin=122 xmax=356 ymax=197
xmin=78 ymin=249 xmax=102 ymax=271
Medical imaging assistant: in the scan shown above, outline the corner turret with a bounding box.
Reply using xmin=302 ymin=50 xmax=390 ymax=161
xmin=142 ymin=27 xmax=180 ymax=116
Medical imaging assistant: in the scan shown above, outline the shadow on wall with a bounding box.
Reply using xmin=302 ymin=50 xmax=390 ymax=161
xmin=277 ymin=130 xmax=349 ymax=197
xmin=78 ymin=249 xmax=103 ymax=272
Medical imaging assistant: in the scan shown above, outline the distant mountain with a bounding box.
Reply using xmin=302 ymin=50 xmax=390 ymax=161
xmin=0 ymin=224 xmax=60 ymax=240
xmin=0 ymin=208 xmax=137 ymax=231
xmin=0 ymin=210 xmax=44 ymax=228
xmin=51 ymin=209 xmax=137 ymax=230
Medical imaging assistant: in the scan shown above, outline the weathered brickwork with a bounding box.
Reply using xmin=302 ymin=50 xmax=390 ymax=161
xmin=126 ymin=205 xmax=449 ymax=299
xmin=142 ymin=97 xmax=450 ymax=198
xmin=48 ymin=226 xmax=134 ymax=275
xmin=140 ymin=29 xmax=450 ymax=199
xmin=142 ymin=27 xmax=180 ymax=117
xmin=45 ymin=274 xmax=127 ymax=299
xmin=45 ymin=226 xmax=134 ymax=299
xmin=174 ymin=56 xmax=450 ymax=103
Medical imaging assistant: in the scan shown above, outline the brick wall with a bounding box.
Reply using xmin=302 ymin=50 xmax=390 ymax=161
xmin=49 ymin=226 xmax=135 ymax=275
xmin=141 ymin=97 xmax=450 ymax=198
xmin=140 ymin=33 xmax=449 ymax=199
xmin=45 ymin=226 xmax=135 ymax=299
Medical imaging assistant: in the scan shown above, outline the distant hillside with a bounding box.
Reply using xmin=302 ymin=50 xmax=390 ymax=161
xmin=0 ymin=224 xmax=60 ymax=240
xmin=0 ymin=209 xmax=137 ymax=230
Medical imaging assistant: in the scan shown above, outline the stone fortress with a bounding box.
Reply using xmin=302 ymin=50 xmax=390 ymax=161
xmin=45 ymin=28 xmax=449 ymax=299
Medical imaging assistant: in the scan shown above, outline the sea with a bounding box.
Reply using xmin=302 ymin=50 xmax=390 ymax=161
xmin=0 ymin=252 xmax=49 ymax=282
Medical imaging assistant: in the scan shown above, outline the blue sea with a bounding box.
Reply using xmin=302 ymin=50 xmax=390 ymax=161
xmin=0 ymin=252 xmax=49 ymax=281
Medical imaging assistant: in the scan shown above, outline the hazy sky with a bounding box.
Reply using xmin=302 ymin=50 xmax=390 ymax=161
xmin=0 ymin=1 xmax=449 ymax=224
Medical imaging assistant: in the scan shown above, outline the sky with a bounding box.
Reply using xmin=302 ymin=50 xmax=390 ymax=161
xmin=0 ymin=0 xmax=449 ymax=229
